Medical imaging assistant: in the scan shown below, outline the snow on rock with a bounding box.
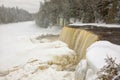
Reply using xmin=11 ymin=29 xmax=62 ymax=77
xmin=75 ymin=41 xmax=120 ymax=80
xmin=86 ymin=41 xmax=120 ymax=71
xmin=75 ymin=60 xmax=88 ymax=80
xmin=70 ymin=23 xmax=120 ymax=28
xmin=69 ymin=23 xmax=120 ymax=28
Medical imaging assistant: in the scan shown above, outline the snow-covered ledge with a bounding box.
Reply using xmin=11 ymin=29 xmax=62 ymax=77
xmin=69 ymin=23 xmax=120 ymax=28
xmin=75 ymin=41 xmax=120 ymax=80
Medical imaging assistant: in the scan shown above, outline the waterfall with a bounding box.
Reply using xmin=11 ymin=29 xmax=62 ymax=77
xmin=59 ymin=26 xmax=99 ymax=62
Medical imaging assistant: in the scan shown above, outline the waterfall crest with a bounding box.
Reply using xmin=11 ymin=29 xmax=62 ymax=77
xmin=59 ymin=26 xmax=99 ymax=62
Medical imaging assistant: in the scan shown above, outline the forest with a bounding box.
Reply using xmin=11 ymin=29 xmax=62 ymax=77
xmin=0 ymin=5 xmax=34 ymax=24
xmin=35 ymin=0 xmax=120 ymax=28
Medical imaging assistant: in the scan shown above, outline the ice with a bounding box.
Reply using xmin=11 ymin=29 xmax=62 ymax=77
xmin=75 ymin=60 xmax=88 ymax=80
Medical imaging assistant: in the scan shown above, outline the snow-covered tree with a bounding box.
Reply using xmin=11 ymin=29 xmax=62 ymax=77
xmin=35 ymin=0 xmax=120 ymax=27
xmin=97 ymin=56 xmax=120 ymax=80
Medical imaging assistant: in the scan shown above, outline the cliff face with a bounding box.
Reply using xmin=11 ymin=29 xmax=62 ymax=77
xmin=69 ymin=24 xmax=120 ymax=45
xmin=87 ymin=27 xmax=120 ymax=45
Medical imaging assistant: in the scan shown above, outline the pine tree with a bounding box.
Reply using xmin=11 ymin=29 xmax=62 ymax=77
xmin=97 ymin=56 xmax=120 ymax=80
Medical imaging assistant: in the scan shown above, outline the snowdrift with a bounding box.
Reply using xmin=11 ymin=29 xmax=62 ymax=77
xmin=87 ymin=41 xmax=120 ymax=71
xmin=75 ymin=41 xmax=120 ymax=80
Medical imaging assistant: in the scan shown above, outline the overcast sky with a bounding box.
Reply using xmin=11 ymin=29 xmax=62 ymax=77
xmin=0 ymin=0 xmax=43 ymax=13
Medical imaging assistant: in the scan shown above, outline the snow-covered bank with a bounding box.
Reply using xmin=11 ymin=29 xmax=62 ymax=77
xmin=87 ymin=41 xmax=120 ymax=71
xmin=75 ymin=41 xmax=120 ymax=80
xmin=69 ymin=23 xmax=120 ymax=28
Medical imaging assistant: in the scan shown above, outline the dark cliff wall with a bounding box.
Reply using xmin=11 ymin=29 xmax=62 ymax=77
xmin=68 ymin=25 xmax=120 ymax=45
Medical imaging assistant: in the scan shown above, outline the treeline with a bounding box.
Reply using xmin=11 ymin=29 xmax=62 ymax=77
xmin=35 ymin=0 xmax=120 ymax=28
xmin=0 ymin=5 xmax=34 ymax=24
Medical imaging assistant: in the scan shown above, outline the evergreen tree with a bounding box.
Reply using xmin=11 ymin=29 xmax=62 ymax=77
xmin=35 ymin=0 xmax=120 ymax=27
xmin=0 ymin=5 xmax=34 ymax=24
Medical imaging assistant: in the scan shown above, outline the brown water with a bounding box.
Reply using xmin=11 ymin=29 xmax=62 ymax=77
xmin=59 ymin=26 xmax=99 ymax=62
xmin=36 ymin=34 xmax=59 ymax=43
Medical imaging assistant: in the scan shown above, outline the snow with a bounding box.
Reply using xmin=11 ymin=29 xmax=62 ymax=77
xmin=86 ymin=41 xmax=120 ymax=71
xmin=69 ymin=23 xmax=120 ymax=28
xmin=0 ymin=21 xmax=76 ymax=80
xmin=0 ymin=60 xmax=75 ymax=80
xmin=75 ymin=41 xmax=120 ymax=80
xmin=0 ymin=21 xmax=60 ymax=52
xmin=0 ymin=21 xmax=61 ymax=71
xmin=0 ymin=22 xmax=59 ymax=52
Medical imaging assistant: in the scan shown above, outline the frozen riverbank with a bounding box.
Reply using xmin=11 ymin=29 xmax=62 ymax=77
xmin=0 ymin=21 xmax=77 ymax=80
xmin=0 ymin=21 xmax=120 ymax=80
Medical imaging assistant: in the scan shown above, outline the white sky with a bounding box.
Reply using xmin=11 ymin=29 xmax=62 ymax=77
xmin=0 ymin=0 xmax=43 ymax=13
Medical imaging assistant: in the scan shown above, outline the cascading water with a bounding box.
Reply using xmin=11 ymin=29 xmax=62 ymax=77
xmin=59 ymin=26 xmax=99 ymax=62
